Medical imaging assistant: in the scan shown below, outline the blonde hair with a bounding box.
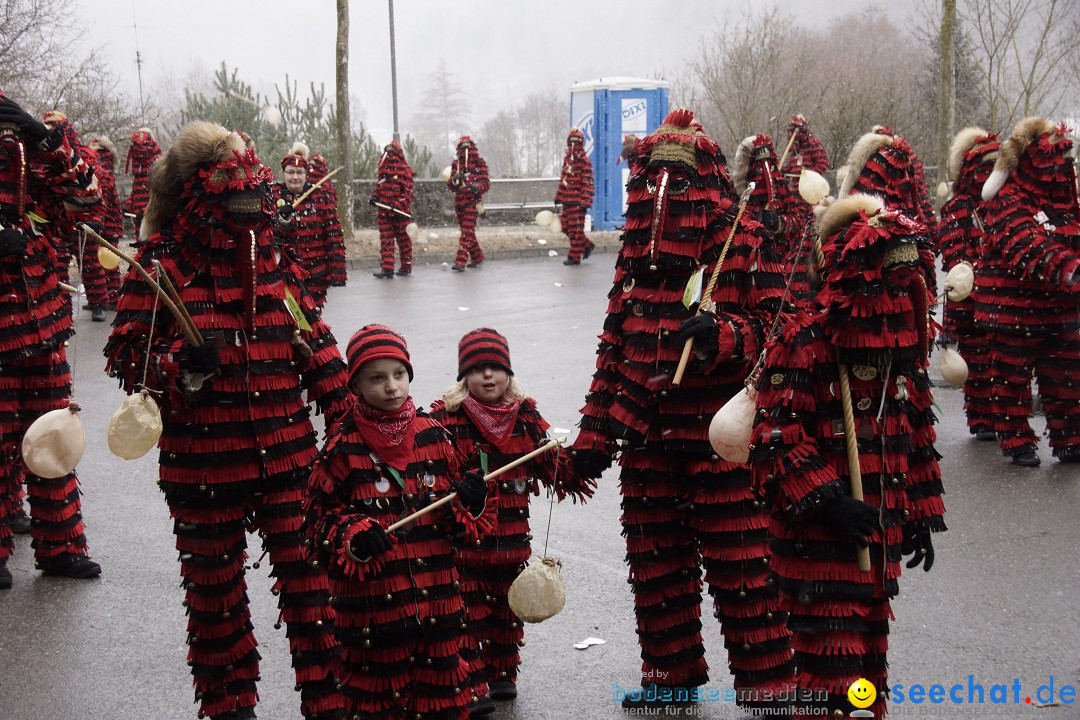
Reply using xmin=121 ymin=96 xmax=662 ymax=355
xmin=442 ymin=375 xmax=526 ymax=412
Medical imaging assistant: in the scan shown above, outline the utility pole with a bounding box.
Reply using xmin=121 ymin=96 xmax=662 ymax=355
xmin=936 ymin=0 xmax=956 ymax=200
xmin=131 ymin=1 xmax=145 ymax=115
xmin=336 ymin=0 xmax=354 ymax=238
xmin=389 ymin=0 xmax=401 ymax=143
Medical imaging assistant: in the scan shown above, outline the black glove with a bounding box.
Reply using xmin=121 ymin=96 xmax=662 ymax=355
xmin=0 ymin=228 xmax=28 ymax=257
xmin=901 ymin=522 xmax=935 ymax=571
xmin=349 ymin=523 xmax=393 ymax=561
xmin=570 ymin=448 xmax=611 ymax=479
xmin=676 ymin=313 xmax=720 ymax=363
xmin=453 ymin=470 xmax=488 ymax=515
xmin=755 ymin=209 xmax=781 ymax=234
xmin=0 ymin=97 xmax=56 ymax=145
xmin=179 ymin=340 xmax=220 ymax=375
xmin=819 ymin=495 xmax=878 ymax=548
xmin=368 ymin=197 xmax=377 ymax=206
xmin=450 ymin=173 xmax=464 ymax=189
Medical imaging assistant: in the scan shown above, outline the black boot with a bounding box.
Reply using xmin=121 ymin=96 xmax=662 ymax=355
xmin=583 ymin=241 xmax=596 ymax=259
xmin=562 ymin=258 xmax=580 ymax=266
xmin=40 ymin=554 xmax=102 ymax=579
xmin=467 ymin=260 xmax=484 ymax=268
xmin=451 ymin=264 xmax=466 ymax=272
xmin=395 ymin=267 xmax=411 ymax=276
xmin=974 ymin=427 xmax=997 ymax=441
xmin=489 ymin=680 xmax=517 ymax=700
xmin=0 ymin=560 xmax=11 ymax=590
xmin=90 ymin=305 xmax=106 ymax=322
xmin=1012 ymin=449 xmax=1041 ymax=467
xmin=8 ymin=507 xmax=30 ymax=534
xmin=469 ymin=694 xmax=496 ymax=716
xmin=372 ymin=269 xmax=394 ymax=279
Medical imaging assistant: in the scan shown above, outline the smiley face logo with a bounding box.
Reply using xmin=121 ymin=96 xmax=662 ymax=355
xmin=847 ymin=678 xmax=876 ymax=709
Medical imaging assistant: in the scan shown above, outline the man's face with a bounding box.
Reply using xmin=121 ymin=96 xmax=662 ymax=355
xmin=283 ymin=165 xmax=306 ymax=193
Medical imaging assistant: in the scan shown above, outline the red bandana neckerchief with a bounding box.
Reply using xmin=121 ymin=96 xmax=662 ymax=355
xmin=462 ymin=395 xmax=521 ymax=451
xmin=352 ymin=396 xmax=418 ymax=471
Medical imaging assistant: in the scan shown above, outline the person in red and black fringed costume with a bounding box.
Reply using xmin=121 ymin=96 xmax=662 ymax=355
xmin=977 ymin=117 xmax=1080 ymax=466
xmin=305 ymin=324 xmax=497 ymax=720
xmin=781 ymin=115 xmax=829 ymax=178
xmin=123 ymin=127 xmax=161 ymax=238
xmin=87 ymin=135 xmax=125 ymax=313
xmin=430 ymin=328 xmax=594 ymax=712
xmin=779 ymin=116 xmax=830 ymax=307
xmin=557 ymin=129 xmax=595 ymax=265
xmin=935 ymin=127 xmax=1001 ymax=443
xmin=447 ymin=136 xmax=490 ymax=272
xmin=369 ymin=141 xmax=415 ymax=278
xmin=308 ymin=152 xmax=347 ymax=291
xmin=569 ymin=109 xmax=795 ymax=713
xmin=838 ymin=129 xmax=939 ymax=298
xmin=104 ymin=121 xmax=351 ymax=720
xmin=269 ymin=142 xmax=346 ymax=307
xmin=749 ymin=193 xmax=946 ymax=719
xmin=0 ymin=93 xmax=102 ymax=589
xmin=731 ymin=133 xmax=811 ymax=262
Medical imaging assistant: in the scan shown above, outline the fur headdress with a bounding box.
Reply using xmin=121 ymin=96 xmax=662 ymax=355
xmin=141 ymin=121 xmax=257 ymax=238
xmin=731 ymin=134 xmax=775 ymax=195
xmin=981 ymin=116 xmax=1063 ymax=201
xmin=838 ymin=132 xmax=893 ymax=199
xmin=281 ymin=140 xmax=310 ymax=169
xmin=88 ymin=135 xmax=120 ymax=171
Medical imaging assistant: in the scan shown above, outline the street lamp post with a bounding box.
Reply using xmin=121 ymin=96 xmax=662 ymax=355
xmin=389 ymin=0 xmax=400 ymax=143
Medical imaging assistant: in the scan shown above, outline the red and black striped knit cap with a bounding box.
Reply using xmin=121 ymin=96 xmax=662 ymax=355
xmin=347 ymin=324 xmax=414 ymax=384
xmin=457 ymin=327 xmax=512 ymax=380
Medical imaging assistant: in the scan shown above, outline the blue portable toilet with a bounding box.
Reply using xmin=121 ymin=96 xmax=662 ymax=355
xmin=569 ymin=77 xmax=670 ymax=230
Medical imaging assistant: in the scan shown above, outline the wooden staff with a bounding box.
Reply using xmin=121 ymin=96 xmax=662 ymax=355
xmin=58 ymin=282 xmax=77 ymax=293
xmin=82 ymin=224 xmax=203 ymax=347
xmin=671 ymin=182 xmax=756 ymax=387
xmin=372 ymin=201 xmax=412 ymax=219
xmin=292 ymin=167 xmax=343 ymax=208
xmin=777 ymin=125 xmax=799 ymax=171
xmin=152 ymin=260 xmax=198 ymax=339
xmin=836 ymin=363 xmax=873 ymax=572
xmin=384 ymin=436 xmax=566 ymax=533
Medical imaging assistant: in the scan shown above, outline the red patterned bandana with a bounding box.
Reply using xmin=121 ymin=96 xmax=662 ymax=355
xmin=462 ymin=395 xmax=521 ymax=450
xmin=352 ymin=396 xmax=417 ymax=471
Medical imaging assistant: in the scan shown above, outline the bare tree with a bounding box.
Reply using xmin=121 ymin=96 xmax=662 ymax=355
xmin=336 ymin=0 xmax=353 ymax=238
xmin=937 ymin=0 xmax=957 ymax=187
xmin=961 ymin=0 xmax=1080 ymax=131
xmin=0 ymin=0 xmax=138 ymax=139
xmin=410 ymin=60 xmax=471 ymax=162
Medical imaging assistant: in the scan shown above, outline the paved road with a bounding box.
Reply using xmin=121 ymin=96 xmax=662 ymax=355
xmin=1 ymin=255 xmax=1078 ymax=720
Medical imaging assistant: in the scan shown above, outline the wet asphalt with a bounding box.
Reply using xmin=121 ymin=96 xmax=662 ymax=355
xmin=1 ymin=253 xmax=1078 ymax=720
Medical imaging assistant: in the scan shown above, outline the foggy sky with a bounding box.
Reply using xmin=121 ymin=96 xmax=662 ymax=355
xmin=77 ymin=0 xmax=925 ymax=144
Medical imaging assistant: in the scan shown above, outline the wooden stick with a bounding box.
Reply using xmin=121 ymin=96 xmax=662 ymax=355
xmin=672 ymin=182 xmax=756 ymax=387
xmin=372 ymin=201 xmax=413 ymax=219
xmin=836 ymin=363 xmax=873 ymax=573
xmin=152 ymin=260 xmax=199 ymax=340
xmin=777 ymin=126 xmax=799 ymax=171
xmin=293 ymin=167 xmax=343 ymax=208
xmin=82 ymin=225 xmax=202 ymax=347
xmin=58 ymin=282 xmax=77 ymax=293
xmin=384 ymin=436 xmax=566 ymax=533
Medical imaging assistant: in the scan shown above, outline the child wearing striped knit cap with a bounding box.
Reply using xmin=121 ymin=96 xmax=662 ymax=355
xmin=305 ymin=323 xmax=497 ymax=720
xmin=429 ymin=327 xmax=596 ymax=712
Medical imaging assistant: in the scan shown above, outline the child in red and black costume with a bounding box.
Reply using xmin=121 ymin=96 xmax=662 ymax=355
xmin=447 ymin=136 xmax=489 ymax=272
xmin=123 ymin=127 xmax=161 ymax=237
xmin=306 ymin=324 xmax=497 ymax=720
xmin=557 ymin=129 xmax=595 ymax=265
xmin=0 ymin=93 xmax=102 ymax=588
xmin=430 ymin=328 xmax=594 ymax=709
xmin=370 ymin=141 xmax=415 ymax=278
xmin=935 ymin=127 xmax=1000 ymax=442
xmin=977 ymin=117 xmax=1080 ymax=466
xmin=749 ymin=193 xmax=946 ymax=718
xmin=105 ymin=121 xmax=349 ymax=720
